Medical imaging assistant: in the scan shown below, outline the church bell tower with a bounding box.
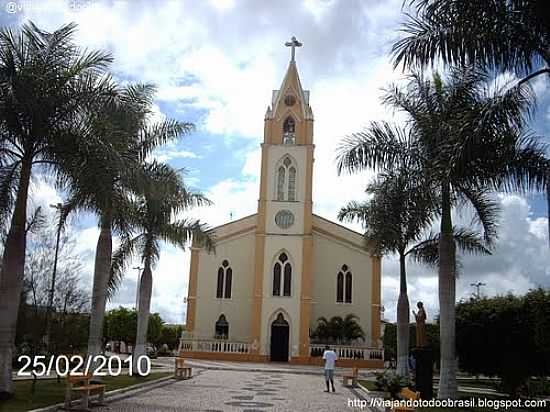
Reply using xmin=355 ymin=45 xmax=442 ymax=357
xmin=249 ymin=36 xmax=315 ymax=359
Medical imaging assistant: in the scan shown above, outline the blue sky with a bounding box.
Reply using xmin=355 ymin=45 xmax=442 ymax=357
xmin=3 ymin=0 xmax=549 ymax=324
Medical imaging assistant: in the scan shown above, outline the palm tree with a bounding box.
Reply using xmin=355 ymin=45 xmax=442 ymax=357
xmin=337 ymin=68 xmax=549 ymax=398
xmin=0 ymin=22 xmax=112 ymax=397
xmin=392 ymin=0 xmax=550 ymax=244
xmin=339 ymin=167 xmax=490 ymax=380
xmin=110 ymin=161 xmax=213 ymax=372
xmin=312 ymin=315 xmax=365 ymax=344
xmin=60 ymin=82 xmax=193 ymax=372
xmin=341 ymin=314 xmax=366 ymax=343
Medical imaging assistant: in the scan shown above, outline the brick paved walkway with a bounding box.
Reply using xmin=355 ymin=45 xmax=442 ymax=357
xmin=96 ymin=368 xmax=368 ymax=411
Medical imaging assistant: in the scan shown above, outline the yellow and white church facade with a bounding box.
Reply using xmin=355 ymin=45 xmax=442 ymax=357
xmin=182 ymin=39 xmax=383 ymax=368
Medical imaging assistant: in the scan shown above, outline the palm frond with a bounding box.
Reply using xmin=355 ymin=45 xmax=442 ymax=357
xmin=407 ymin=226 xmax=492 ymax=267
xmin=392 ymin=0 xmax=548 ymax=76
xmin=107 ymin=234 xmax=144 ymax=300
xmin=456 ymin=187 xmax=500 ymax=247
xmin=0 ymin=162 xmax=20 ymax=229
xmin=336 ymin=122 xmax=414 ymax=174
xmin=161 ymin=219 xmax=215 ymax=253
xmin=138 ymin=120 xmax=194 ymax=161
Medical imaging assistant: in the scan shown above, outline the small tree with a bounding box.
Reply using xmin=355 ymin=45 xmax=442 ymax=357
xmin=160 ymin=325 xmax=182 ymax=351
xmin=147 ymin=313 xmax=164 ymax=348
xmin=103 ymin=307 xmax=137 ymax=351
xmin=311 ymin=314 xmax=365 ymax=344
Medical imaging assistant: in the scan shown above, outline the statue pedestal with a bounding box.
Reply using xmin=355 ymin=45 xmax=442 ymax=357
xmin=412 ymin=347 xmax=433 ymax=400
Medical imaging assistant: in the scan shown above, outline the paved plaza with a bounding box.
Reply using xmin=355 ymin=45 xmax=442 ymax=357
xmin=96 ymin=367 xmax=368 ymax=412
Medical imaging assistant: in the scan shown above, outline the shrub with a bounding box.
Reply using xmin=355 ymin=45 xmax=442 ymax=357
xmin=374 ymin=371 xmax=406 ymax=399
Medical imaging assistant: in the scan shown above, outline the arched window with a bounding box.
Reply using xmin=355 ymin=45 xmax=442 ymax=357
xmin=225 ymin=267 xmax=232 ymax=299
xmin=345 ymin=271 xmax=352 ymax=303
xmin=273 ymin=252 xmax=292 ymax=296
xmin=216 ymin=267 xmax=224 ymax=299
xmin=215 ymin=314 xmax=229 ymax=339
xmin=337 ymin=265 xmax=352 ymax=303
xmin=288 ymin=167 xmax=296 ymax=201
xmin=275 ymin=156 xmax=297 ymax=201
xmin=277 ymin=166 xmax=285 ymax=201
xmin=283 ymin=116 xmax=296 ymax=144
xmin=216 ymin=260 xmax=232 ymax=299
xmin=273 ymin=262 xmax=281 ymax=296
xmin=336 ymin=272 xmax=344 ymax=303
xmin=283 ymin=263 xmax=292 ymax=296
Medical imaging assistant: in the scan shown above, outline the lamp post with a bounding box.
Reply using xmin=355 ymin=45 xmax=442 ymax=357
xmin=134 ymin=266 xmax=143 ymax=311
xmin=44 ymin=202 xmax=64 ymax=349
xmin=470 ymin=282 xmax=486 ymax=299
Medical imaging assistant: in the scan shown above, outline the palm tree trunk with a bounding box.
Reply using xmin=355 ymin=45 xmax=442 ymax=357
xmin=86 ymin=213 xmax=113 ymax=371
xmin=133 ymin=262 xmax=152 ymax=374
xmin=0 ymin=158 xmax=32 ymax=398
xmin=396 ymin=252 xmax=410 ymax=379
xmin=438 ymin=183 xmax=457 ymax=399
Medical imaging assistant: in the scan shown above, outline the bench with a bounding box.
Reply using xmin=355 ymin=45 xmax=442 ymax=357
xmin=174 ymin=357 xmax=192 ymax=380
xmin=391 ymin=387 xmax=420 ymax=412
xmin=64 ymin=374 xmax=105 ymax=411
xmin=342 ymin=367 xmax=359 ymax=387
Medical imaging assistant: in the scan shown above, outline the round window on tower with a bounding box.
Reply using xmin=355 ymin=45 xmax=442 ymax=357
xmin=275 ymin=210 xmax=295 ymax=229
xmin=284 ymin=95 xmax=296 ymax=106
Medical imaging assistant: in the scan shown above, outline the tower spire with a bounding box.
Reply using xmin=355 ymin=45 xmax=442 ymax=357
xmin=285 ymin=36 xmax=302 ymax=62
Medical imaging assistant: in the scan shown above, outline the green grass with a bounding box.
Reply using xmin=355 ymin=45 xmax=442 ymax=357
xmin=0 ymin=371 xmax=171 ymax=412
xmin=456 ymin=379 xmax=498 ymax=390
xmin=357 ymin=379 xmax=378 ymax=391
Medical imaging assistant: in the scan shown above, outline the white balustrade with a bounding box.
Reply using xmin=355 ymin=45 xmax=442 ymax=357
xmin=179 ymin=339 xmax=250 ymax=354
xmin=309 ymin=344 xmax=383 ymax=360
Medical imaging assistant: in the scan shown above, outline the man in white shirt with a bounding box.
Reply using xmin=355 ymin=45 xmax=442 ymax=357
xmin=322 ymin=345 xmax=337 ymax=392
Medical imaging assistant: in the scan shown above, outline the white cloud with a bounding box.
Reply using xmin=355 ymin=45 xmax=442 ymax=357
xmin=152 ymin=149 xmax=199 ymax=163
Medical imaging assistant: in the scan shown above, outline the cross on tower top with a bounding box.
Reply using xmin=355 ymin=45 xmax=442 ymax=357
xmin=285 ymin=36 xmax=302 ymax=63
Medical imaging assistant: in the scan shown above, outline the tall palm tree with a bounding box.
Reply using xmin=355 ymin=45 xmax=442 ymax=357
xmin=339 ymin=168 xmax=490 ymax=380
xmin=0 ymin=22 xmax=112 ymax=397
xmin=337 ymin=68 xmax=549 ymax=398
xmin=60 ymin=83 xmax=193 ymax=372
xmin=110 ymin=162 xmax=213 ymax=372
xmin=392 ymin=0 xmax=550 ymax=244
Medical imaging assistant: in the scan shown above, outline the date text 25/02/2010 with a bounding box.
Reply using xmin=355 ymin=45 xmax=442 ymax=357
xmin=16 ymin=355 xmax=151 ymax=377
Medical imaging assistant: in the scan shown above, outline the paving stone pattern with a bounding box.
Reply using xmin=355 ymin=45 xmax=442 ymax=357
xmin=95 ymin=368 xmax=363 ymax=411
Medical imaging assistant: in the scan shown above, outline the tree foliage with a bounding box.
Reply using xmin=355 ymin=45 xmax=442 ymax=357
xmin=311 ymin=314 xmax=365 ymax=344
xmin=393 ymin=0 xmax=550 ymax=82
xmin=456 ymin=289 xmax=550 ymax=395
xmin=103 ymin=307 xmax=137 ymax=348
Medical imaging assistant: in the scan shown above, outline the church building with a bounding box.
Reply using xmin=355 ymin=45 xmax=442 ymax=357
xmin=182 ymin=38 xmax=383 ymax=368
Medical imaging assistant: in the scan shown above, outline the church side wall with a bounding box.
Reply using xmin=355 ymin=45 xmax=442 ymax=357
xmin=193 ymin=231 xmax=255 ymax=342
xmin=311 ymin=232 xmax=375 ymax=346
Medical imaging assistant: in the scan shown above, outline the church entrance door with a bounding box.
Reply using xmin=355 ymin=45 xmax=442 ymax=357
xmin=270 ymin=313 xmax=289 ymax=362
